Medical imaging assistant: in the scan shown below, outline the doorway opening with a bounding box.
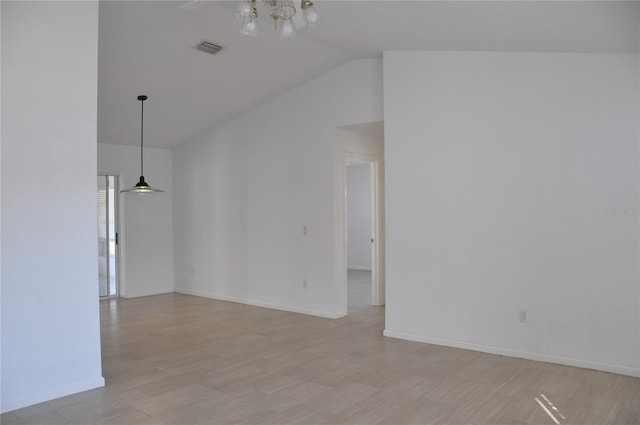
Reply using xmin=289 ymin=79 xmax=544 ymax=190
xmin=97 ymin=175 xmax=120 ymax=298
xmin=346 ymin=161 xmax=375 ymax=312
xmin=333 ymin=123 xmax=384 ymax=318
xmin=344 ymin=154 xmax=384 ymax=313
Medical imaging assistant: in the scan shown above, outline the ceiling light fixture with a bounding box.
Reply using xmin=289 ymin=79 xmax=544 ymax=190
xmin=233 ymin=0 xmax=322 ymax=38
xmin=121 ymin=95 xmax=165 ymax=194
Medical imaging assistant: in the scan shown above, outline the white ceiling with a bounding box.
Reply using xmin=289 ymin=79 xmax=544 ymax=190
xmin=98 ymin=1 xmax=639 ymax=148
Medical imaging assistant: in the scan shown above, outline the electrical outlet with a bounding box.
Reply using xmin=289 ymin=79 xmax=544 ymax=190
xmin=303 ymin=225 xmax=308 ymax=236
xmin=302 ymin=280 xmax=308 ymax=289
xmin=190 ymin=267 xmax=195 ymax=276
xmin=519 ymin=309 xmax=527 ymax=323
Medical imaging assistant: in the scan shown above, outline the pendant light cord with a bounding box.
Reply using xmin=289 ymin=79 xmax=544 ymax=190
xmin=140 ymin=98 xmax=144 ymax=177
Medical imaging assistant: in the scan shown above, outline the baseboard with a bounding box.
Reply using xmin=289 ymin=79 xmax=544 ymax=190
xmin=347 ymin=266 xmax=372 ymax=271
xmin=174 ymin=288 xmax=346 ymax=319
xmin=1 ymin=376 xmax=105 ymax=414
xmin=383 ymin=329 xmax=640 ymax=378
xmin=120 ymin=289 xmax=173 ymax=298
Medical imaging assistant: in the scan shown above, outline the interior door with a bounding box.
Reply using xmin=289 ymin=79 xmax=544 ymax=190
xmin=98 ymin=175 xmax=119 ymax=298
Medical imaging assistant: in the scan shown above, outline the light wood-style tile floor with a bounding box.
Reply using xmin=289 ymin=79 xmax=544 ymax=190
xmin=3 ymin=279 xmax=640 ymax=424
xmin=347 ymin=269 xmax=373 ymax=313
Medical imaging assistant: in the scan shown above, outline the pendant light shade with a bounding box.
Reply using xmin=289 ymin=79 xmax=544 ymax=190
xmin=121 ymin=95 xmax=164 ymax=194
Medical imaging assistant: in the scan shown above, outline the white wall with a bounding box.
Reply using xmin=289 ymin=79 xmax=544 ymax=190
xmin=1 ymin=0 xmax=4 ymax=399
xmin=1 ymin=1 xmax=104 ymax=412
xmin=98 ymin=143 xmax=173 ymax=297
xmin=347 ymin=163 xmax=372 ymax=270
xmin=173 ymin=59 xmax=383 ymax=318
xmin=384 ymin=51 xmax=640 ymax=376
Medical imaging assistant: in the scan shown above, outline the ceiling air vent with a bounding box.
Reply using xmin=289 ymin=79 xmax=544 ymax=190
xmin=195 ymin=41 xmax=223 ymax=55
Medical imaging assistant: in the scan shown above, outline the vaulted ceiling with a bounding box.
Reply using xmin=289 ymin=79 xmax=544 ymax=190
xmin=97 ymin=1 xmax=639 ymax=148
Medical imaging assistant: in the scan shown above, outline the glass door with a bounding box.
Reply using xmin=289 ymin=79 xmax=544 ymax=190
xmin=98 ymin=175 xmax=119 ymax=298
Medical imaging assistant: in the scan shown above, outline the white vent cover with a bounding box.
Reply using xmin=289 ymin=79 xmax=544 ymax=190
xmin=195 ymin=41 xmax=223 ymax=55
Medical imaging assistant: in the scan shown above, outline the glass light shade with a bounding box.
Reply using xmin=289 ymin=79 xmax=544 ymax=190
xmin=274 ymin=0 xmax=296 ymax=19
xmin=280 ymin=17 xmax=296 ymax=38
xmin=240 ymin=15 xmax=258 ymax=36
xmin=233 ymin=1 xmax=252 ymax=22
xmin=302 ymin=4 xmax=322 ymax=27
xmin=238 ymin=1 xmax=252 ymax=16
xmin=121 ymin=176 xmax=164 ymax=193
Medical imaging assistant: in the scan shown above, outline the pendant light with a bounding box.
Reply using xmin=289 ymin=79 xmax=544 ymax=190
xmin=121 ymin=95 xmax=164 ymax=193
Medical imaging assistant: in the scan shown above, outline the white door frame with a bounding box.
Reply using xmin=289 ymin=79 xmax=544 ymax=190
xmin=342 ymin=151 xmax=385 ymax=308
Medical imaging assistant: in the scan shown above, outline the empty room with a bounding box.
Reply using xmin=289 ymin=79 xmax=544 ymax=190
xmin=2 ymin=1 xmax=640 ymax=424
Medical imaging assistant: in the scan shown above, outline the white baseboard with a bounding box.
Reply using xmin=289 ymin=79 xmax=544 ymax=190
xmin=174 ymin=288 xmax=346 ymax=319
xmin=347 ymin=266 xmax=372 ymax=271
xmin=383 ymin=329 xmax=640 ymax=378
xmin=1 ymin=376 xmax=105 ymax=414
xmin=120 ymin=289 xmax=173 ymax=299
